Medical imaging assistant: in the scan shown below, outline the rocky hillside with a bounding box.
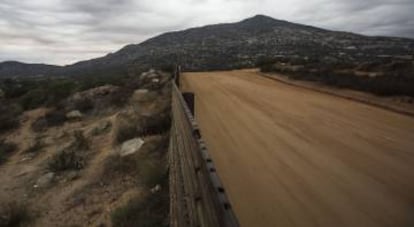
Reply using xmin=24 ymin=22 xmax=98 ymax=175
xmin=0 ymin=69 xmax=171 ymax=226
xmin=1 ymin=15 xmax=414 ymax=77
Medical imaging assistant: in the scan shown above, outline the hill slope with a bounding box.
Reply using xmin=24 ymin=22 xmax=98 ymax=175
xmin=1 ymin=15 xmax=414 ymax=77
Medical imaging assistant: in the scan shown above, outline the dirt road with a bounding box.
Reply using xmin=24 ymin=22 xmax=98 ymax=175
xmin=181 ymin=69 xmax=414 ymax=227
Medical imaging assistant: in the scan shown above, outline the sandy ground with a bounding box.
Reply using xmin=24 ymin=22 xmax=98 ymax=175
xmin=182 ymin=69 xmax=414 ymax=227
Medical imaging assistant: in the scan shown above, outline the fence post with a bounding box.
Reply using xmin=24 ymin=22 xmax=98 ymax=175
xmin=182 ymin=92 xmax=195 ymax=116
xmin=175 ymin=65 xmax=181 ymax=87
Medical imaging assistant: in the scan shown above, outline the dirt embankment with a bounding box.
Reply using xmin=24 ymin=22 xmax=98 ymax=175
xmin=182 ymin=70 xmax=414 ymax=227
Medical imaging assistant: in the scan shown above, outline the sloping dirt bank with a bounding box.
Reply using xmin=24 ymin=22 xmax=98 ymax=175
xmin=182 ymin=70 xmax=414 ymax=227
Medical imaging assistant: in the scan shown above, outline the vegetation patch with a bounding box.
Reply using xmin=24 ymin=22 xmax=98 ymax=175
xmin=115 ymin=110 xmax=171 ymax=145
xmin=111 ymin=186 xmax=169 ymax=227
xmin=23 ymin=139 xmax=45 ymax=154
xmin=258 ymin=57 xmax=414 ymax=97
xmin=0 ymin=140 xmax=18 ymax=165
xmin=0 ymin=102 xmax=22 ymax=134
xmin=48 ymin=131 xmax=89 ymax=172
xmin=31 ymin=110 xmax=67 ymax=132
xmin=0 ymin=202 xmax=31 ymax=227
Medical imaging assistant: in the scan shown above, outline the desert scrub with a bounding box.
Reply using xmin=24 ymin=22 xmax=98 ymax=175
xmin=48 ymin=149 xmax=85 ymax=172
xmin=24 ymin=138 xmax=44 ymax=154
xmin=48 ymin=131 xmax=88 ymax=172
xmin=0 ymin=140 xmax=17 ymax=165
xmin=31 ymin=110 xmax=67 ymax=132
xmin=0 ymin=102 xmax=22 ymax=134
xmin=139 ymin=158 xmax=168 ymax=188
xmin=111 ymin=190 xmax=169 ymax=227
xmin=115 ymin=112 xmax=171 ymax=145
xmin=0 ymin=202 xmax=31 ymax=227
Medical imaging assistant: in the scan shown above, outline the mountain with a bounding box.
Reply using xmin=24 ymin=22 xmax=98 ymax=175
xmin=1 ymin=15 xmax=414 ymax=77
xmin=0 ymin=61 xmax=62 ymax=78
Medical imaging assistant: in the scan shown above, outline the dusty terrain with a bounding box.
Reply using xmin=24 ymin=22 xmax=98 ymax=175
xmin=182 ymin=70 xmax=414 ymax=227
xmin=0 ymin=70 xmax=170 ymax=226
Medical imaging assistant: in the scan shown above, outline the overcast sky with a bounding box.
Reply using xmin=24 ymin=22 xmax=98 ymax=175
xmin=1 ymin=0 xmax=413 ymax=65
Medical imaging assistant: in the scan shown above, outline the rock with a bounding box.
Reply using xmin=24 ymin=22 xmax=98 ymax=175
xmin=36 ymin=172 xmax=55 ymax=188
xmin=66 ymin=110 xmax=83 ymax=119
xmin=119 ymin=138 xmax=145 ymax=157
xmin=135 ymin=89 xmax=149 ymax=94
xmin=150 ymin=184 xmax=161 ymax=193
xmin=0 ymin=88 xmax=4 ymax=98
xmin=131 ymin=89 xmax=152 ymax=102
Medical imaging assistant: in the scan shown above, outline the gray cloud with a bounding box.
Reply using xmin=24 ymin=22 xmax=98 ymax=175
xmin=0 ymin=0 xmax=413 ymax=65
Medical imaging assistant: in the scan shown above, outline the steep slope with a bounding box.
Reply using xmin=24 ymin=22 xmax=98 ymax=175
xmin=1 ymin=15 xmax=414 ymax=77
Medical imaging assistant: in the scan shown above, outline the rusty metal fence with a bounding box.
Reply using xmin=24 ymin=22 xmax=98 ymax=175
xmin=169 ymin=68 xmax=239 ymax=227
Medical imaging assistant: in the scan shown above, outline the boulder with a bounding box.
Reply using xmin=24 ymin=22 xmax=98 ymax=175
xmin=66 ymin=110 xmax=83 ymax=119
xmin=119 ymin=138 xmax=145 ymax=157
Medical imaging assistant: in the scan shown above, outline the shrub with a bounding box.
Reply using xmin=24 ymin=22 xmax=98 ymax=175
xmin=139 ymin=159 xmax=168 ymax=188
xmin=111 ymin=191 xmax=169 ymax=227
xmin=262 ymin=59 xmax=414 ymax=98
xmin=45 ymin=80 xmax=78 ymax=107
xmin=48 ymin=131 xmax=88 ymax=172
xmin=115 ymin=113 xmax=171 ymax=145
xmin=24 ymin=139 xmax=44 ymax=154
xmin=73 ymin=98 xmax=94 ymax=113
xmin=72 ymin=130 xmax=89 ymax=150
xmin=109 ymin=89 xmax=134 ymax=107
xmin=0 ymin=202 xmax=30 ymax=227
xmin=19 ymin=88 xmax=48 ymax=110
xmin=0 ymin=103 xmax=22 ymax=134
xmin=115 ymin=123 xmax=139 ymax=145
xmin=31 ymin=110 xmax=67 ymax=132
xmin=0 ymin=140 xmax=18 ymax=164
xmin=48 ymin=149 xmax=84 ymax=172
